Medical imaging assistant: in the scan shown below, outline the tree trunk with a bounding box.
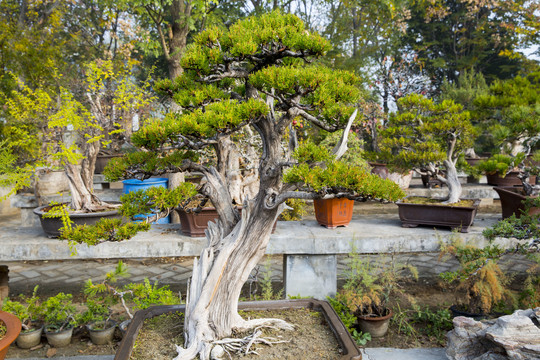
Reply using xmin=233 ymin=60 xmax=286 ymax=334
xmin=64 ymin=163 xmax=102 ymax=212
xmin=444 ymin=160 xmax=462 ymax=204
xmin=166 ymin=0 xmax=190 ymax=81
xmin=174 ymin=198 xmax=290 ymax=360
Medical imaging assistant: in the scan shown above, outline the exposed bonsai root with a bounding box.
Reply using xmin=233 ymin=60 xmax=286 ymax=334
xmin=234 ymin=317 xmax=295 ymax=333
xmin=212 ymin=326 xmax=291 ymax=358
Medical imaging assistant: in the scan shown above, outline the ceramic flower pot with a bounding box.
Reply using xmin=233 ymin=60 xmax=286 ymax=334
xmin=87 ymin=320 xmax=117 ymax=345
xmin=0 ymin=311 xmax=22 ymax=360
xmin=486 ymin=171 xmax=536 ymax=187
xmin=313 ymin=198 xmax=354 ymax=229
xmin=357 ymin=309 xmax=393 ymax=338
xmin=45 ymin=326 xmax=73 ymax=347
xmin=33 ymin=204 xmax=121 ymax=238
xmin=397 ymin=198 xmax=480 ymax=233
xmin=16 ymin=323 xmax=43 ymax=349
xmin=493 ymin=186 xmax=540 ymax=219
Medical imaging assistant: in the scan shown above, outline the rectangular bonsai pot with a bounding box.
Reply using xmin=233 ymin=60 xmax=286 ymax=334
xmin=114 ymin=299 xmax=362 ymax=360
xmin=493 ymin=186 xmax=539 ymax=219
xmin=396 ymin=198 xmax=481 ymax=233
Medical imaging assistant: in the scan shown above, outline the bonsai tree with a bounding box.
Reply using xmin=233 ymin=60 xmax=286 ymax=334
xmin=474 ymin=71 xmax=540 ymax=157
xmin=3 ymin=59 xmax=154 ymax=212
xmin=1 ymin=286 xmax=44 ymax=332
xmin=42 ymin=292 xmax=77 ymax=332
xmin=100 ymin=12 xmax=404 ymax=359
xmin=440 ymin=241 xmax=515 ymax=314
xmin=379 ymin=93 xmax=475 ymax=203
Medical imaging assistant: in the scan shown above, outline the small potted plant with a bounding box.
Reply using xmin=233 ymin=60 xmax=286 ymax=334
xmin=80 ymin=299 xmax=116 ymax=345
xmin=335 ymin=252 xmax=417 ymax=338
xmin=1 ymin=286 xmax=44 ymax=349
xmin=42 ymin=292 xmax=77 ymax=348
xmin=379 ymin=94 xmax=480 ymax=232
xmin=439 ymin=240 xmax=515 ymax=317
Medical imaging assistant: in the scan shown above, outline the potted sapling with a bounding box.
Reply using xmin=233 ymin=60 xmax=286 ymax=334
xmin=379 ymin=93 xmax=479 ymax=232
xmin=1 ymin=286 xmax=45 ymax=349
xmin=42 ymin=293 xmax=77 ymax=347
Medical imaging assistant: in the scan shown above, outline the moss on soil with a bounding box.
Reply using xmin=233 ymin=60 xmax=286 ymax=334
xmin=402 ymin=197 xmax=475 ymax=207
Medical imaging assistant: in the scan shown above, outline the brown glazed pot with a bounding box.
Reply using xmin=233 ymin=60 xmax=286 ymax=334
xmin=493 ymin=186 xmax=540 ymax=219
xmin=0 ymin=311 xmax=22 ymax=360
xmin=33 ymin=204 xmax=121 ymax=238
xmin=313 ymin=198 xmax=355 ymax=229
xmin=178 ymin=207 xmax=276 ymax=237
xmin=357 ymin=309 xmax=393 ymax=338
xmin=486 ymin=171 xmax=536 ymax=187
xmin=397 ymin=198 xmax=480 ymax=233
xmin=114 ymin=299 xmax=362 ymax=360
xmin=94 ymin=154 xmax=123 ymax=174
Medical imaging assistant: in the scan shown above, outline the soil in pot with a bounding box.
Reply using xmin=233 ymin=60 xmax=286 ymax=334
xmin=87 ymin=320 xmax=117 ymax=345
xmin=16 ymin=324 xmax=44 ymax=349
xmin=129 ymin=308 xmax=348 ymax=360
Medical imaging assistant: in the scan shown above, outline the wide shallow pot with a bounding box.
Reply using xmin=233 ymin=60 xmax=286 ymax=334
xmin=16 ymin=324 xmax=43 ymax=349
xmin=313 ymin=198 xmax=354 ymax=229
xmin=178 ymin=207 xmax=276 ymax=237
xmin=397 ymin=198 xmax=481 ymax=233
xmin=115 ymin=299 xmax=362 ymax=360
xmin=486 ymin=171 xmax=536 ymax=187
xmin=45 ymin=326 xmax=73 ymax=347
xmin=95 ymin=154 xmax=123 ymax=174
xmin=493 ymin=186 xmax=540 ymax=219
xmin=123 ymin=178 xmax=170 ymax=224
xmin=357 ymin=309 xmax=393 ymax=338
xmin=0 ymin=311 xmax=22 ymax=360
xmin=449 ymin=305 xmax=485 ymax=320
xmin=33 ymin=205 xmax=121 ymax=238
xmin=87 ymin=320 xmax=117 ymax=345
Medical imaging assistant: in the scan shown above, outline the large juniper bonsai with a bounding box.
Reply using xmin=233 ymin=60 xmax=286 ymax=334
xmin=379 ymin=94 xmax=475 ymax=203
xmin=103 ymin=12 xmax=404 ymax=360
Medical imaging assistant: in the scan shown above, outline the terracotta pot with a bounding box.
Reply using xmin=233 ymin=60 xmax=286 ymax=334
xmin=87 ymin=320 xmax=117 ymax=345
xmin=115 ymin=300 xmax=362 ymax=360
xmin=45 ymin=326 xmax=73 ymax=347
xmin=486 ymin=171 xmax=536 ymax=187
xmin=178 ymin=207 xmax=276 ymax=237
xmin=95 ymin=154 xmax=123 ymax=174
xmin=396 ymin=198 xmax=480 ymax=233
xmin=16 ymin=323 xmax=43 ymax=349
xmin=493 ymin=186 xmax=540 ymax=219
xmin=0 ymin=311 xmax=22 ymax=360
xmin=357 ymin=309 xmax=393 ymax=338
xmin=33 ymin=204 xmax=121 ymax=238
xmin=313 ymin=198 xmax=354 ymax=229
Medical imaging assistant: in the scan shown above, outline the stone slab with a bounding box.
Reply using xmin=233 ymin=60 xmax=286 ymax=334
xmin=363 ymin=347 xmax=446 ymax=360
xmin=0 ymin=214 xmax=519 ymax=262
xmin=284 ymin=254 xmax=337 ymax=299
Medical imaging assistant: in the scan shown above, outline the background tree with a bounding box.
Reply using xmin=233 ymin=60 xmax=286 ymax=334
xmin=103 ymin=12 xmax=404 ymax=359
xmin=379 ymin=93 xmax=475 ymax=203
xmin=404 ymin=0 xmax=540 ymax=86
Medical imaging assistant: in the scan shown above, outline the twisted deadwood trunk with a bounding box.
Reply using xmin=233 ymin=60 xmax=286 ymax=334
xmin=443 ymin=159 xmax=462 ymax=204
xmin=174 ymin=199 xmax=292 ymax=360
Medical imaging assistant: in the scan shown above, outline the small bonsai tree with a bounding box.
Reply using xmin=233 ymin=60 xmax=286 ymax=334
xmin=440 ymin=241 xmax=515 ymax=314
xmin=4 ymin=59 xmax=154 ymax=211
xmin=1 ymin=286 xmax=44 ymax=331
xmin=379 ymin=93 xmax=475 ymax=203
xmin=100 ymin=12 xmax=404 ymax=359
xmin=42 ymin=292 xmax=77 ymax=332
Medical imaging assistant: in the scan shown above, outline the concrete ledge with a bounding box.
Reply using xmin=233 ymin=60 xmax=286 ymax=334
xmin=0 ymin=214 xmax=514 ymax=262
